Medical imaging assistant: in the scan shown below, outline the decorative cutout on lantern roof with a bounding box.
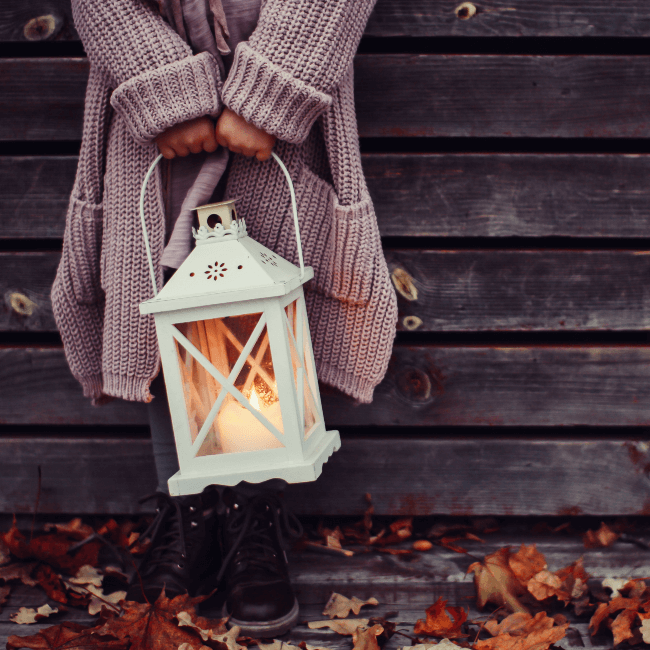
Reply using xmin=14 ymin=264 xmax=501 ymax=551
xmin=141 ymin=200 xmax=313 ymax=314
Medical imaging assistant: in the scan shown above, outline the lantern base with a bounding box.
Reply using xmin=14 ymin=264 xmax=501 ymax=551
xmin=167 ymin=430 xmax=341 ymax=496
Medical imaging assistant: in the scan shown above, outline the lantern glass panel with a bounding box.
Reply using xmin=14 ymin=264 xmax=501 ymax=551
xmin=174 ymin=337 xmax=222 ymax=445
xmin=173 ymin=314 xmax=286 ymax=457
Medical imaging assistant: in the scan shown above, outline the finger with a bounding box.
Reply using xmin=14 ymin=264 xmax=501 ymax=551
xmin=256 ymin=148 xmax=272 ymax=162
xmin=203 ymin=133 xmax=218 ymax=153
xmin=158 ymin=145 xmax=176 ymax=160
xmin=215 ymin=132 xmax=229 ymax=149
xmin=174 ymin=144 xmax=190 ymax=157
xmin=188 ymin=140 xmax=204 ymax=154
xmin=240 ymin=147 xmax=258 ymax=158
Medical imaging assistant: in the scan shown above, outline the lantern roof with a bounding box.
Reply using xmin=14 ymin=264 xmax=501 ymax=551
xmin=140 ymin=227 xmax=313 ymax=315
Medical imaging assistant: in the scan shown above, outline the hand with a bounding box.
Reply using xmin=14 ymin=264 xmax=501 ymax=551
xmin=155 ymin=116 xmax=218 ymax=159
xmin=215 ymin=107 xmax=276 ymax=161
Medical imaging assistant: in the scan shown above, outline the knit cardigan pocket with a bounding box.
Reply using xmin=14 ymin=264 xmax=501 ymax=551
xmin=281 ymin=165 xmax=379 ymax=306
xmin=65 ymin=197 xmax=104 ymax=305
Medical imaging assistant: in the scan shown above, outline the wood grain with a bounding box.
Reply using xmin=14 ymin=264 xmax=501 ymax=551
xmin=5 ymin=56 xmax=650 ymax=140
xmin=1 ymin=436 xmax=650 ymax=516
xmin=4 ymin=347 xmax=650 ymax=426
xmin=354 ymin=55 xmax=650 ymax=139
xmin=8 ymin=154 xmax=650 ymax=239
xmin=6 ymin=250 xmax=650 ymax=333
xmin=366 ymin=0 xmax=650 ymax=37
xmin=3 ymin=0 xmax=650 ymax=40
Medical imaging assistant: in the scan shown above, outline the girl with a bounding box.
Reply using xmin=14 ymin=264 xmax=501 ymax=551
xmin=52 ymin=0 xmax=398 ymax=636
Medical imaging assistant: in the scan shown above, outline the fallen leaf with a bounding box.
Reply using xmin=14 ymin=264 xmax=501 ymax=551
xmin=508 ymin=545 xmax=547 ymax=586
xmin=178 ymin=644 xmax=211 ymax=650
xmin=641 ymin=618 xmax=650 ymax=643
xmin=0 ymin=584 xmax=11 ymax=613
xmin=474 ymin=622 xmax=568 ymax=650
xmin=2 ymin=524 xmax=100 ymax=574
xmin=611 ymin=607 xmax=638 ymax=646
xmin=11 ymin=604 xmax=60 ymax=625
xmin=589 ymin=597 xmax=641 ymax=635
xmin=258 ymin=642 xmax=303 ymax=650
xmin=0 ymin=562 xmax=39 ymax=587
xmin=94 ymin=590 xmax=219 ymax=650
xmin=407 ymin=642 xmax=463 ymax=650
xmin=308 ymin=619 xmax=370 ymax=635
xmin=413 ymin=540 xmax=433 ymax=552
xmin=87 ymin=586 xmax=126 ymax=616
xmin=468 ymin=548 xmax=529 ymax=614
xmin=176 ymin=610 xmax=229 ymax=641
xmin=322 ymin=593 xmax=379 ymax=619
xmin=36 ymin=565 xmax=69 ymax=604
xmin=485 ymin=612 xmax=557 ymax=638
xmin=210 ymin=626 xmax=245 ymax=650
xmin=526 ymin=570 xmax=566 ymax=602
xmin=414 ymin=598 xmax=468 ymax=638
xmin=352 ymin=624 xmax=383 ymax=650
xmin=69 ymin=565 xmax=104 ymax=589
xmin=583 ymin=522 xmax=620 ymax=548
xmin=439 ymin=537 xmax=469 ymax=554
xmin=43 ymin=520 xmax=94 ymax=542
xmin=7 ymin=621 xmax=128 ymax=650
xmin=602 ymin=578 xmax=628 ymax=599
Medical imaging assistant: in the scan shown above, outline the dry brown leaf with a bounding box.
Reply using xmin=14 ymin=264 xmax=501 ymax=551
xmin=408 ymin=642 xmax=464 ymax=650
xmin=352 ymin=624 xmax=383 ymax=650
xmin=484 ymin=613 xmax=533 ymax=637
xmin=640 ymin=618 xmax=650 ymax=644
xmin=413 ymin=540 xmax=433 ymax=552
xmin=414 ymin=598 xmax=468 ymax=638
xmin=474 ymin=622 xmax=568 ymax=650
xmin=526 ymin=570 xmax=566 ymax=602
xmin=69 ymin=565 xmax=103 ymax=589
xmin=485 ymin=612 xmax=557 ymax=639
xmin=589 ymin=597 xmax=641 ymax=635
xmin=35 ymin=565 xmax=68 ymax=605
xmin=0 ymin=584 xmax=10 ymax=612
xmin=468 ymin=548 xmax=529 ymax=614
xmin=0 ymin=562 xmax=39 ymax=587
xmin=611 ymin=607 xmax=638 ymax=646
xmin=210 ymin=626 xmax=245 ymax=650
xmin=508 ymin=545 xmax=547 ymax=586
xmin=94 ymin=590 xmax=221 ymax=650
xmin=583 ymin=522 xmax=620 ymax=548
xmin=308 ymin=619 xmax=370 ymax=635
xmin=7 ymin=621 xmax=129 ymax=650
xmin=11 ymin=604 xmax=60 ymax=625
xmin=176 ymin=611 xmax=229 ymax=641
xmin=322 ymin=593 xmax=379 ymax=619
xmin=43 ymin=520 xmax=94 ymax=542
xmin=258 ymin=641 xmax=302 ymax=650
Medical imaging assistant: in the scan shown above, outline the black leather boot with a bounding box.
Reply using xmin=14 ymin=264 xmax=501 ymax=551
xmin=126 ymin=490 xmax=220 ymax=603
xmin=219 ymin=489 xmax=303 ymax=637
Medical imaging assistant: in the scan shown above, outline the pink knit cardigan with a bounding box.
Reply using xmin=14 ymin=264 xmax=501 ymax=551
xmin=52 ymin=0 xmax=398 ymax=405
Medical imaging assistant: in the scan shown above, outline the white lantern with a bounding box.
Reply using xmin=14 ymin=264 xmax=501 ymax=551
xmin=138 ymin=153 xmax=340 ymax=496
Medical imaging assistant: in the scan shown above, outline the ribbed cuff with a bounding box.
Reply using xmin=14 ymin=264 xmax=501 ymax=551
xmin=222 ymin=43 xmax=332 ymax=144
xmin=77 ymin=374 xmax=104 ymax=401
xmin=103 ymin=373 xmax=155 ymax=403
xmin=111 ymin=52 xmax=222 ymax=144
xmin=317 ymin=359 xmax=376 ymax=405
xmin=325 ymin=193 xmax=380 ymax=306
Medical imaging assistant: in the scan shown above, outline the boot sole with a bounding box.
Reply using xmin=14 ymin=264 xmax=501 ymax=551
xmin=223 ymin=598 xmax=300 ymax=637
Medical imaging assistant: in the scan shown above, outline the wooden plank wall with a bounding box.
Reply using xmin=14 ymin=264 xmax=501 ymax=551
xmin=2 ymin=0 xmax=650 ymax=516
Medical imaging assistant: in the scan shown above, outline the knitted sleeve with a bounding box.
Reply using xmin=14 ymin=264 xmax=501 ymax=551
xmin=72 ymin=0 xmax=222 ymax=143
xmin=221 ymin=0 xmax=376 ymax=144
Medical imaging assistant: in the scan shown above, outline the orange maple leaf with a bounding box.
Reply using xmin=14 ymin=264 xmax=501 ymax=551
xmin=484 ymin=612 xmax=559 ymax=638
xmin=413 ymin=598 xmax=468 ymax=638
xmin=583 ymin=522 xmax=620 ymax=549
xmin=508 ymin=545 xmax=547 ymax=586
xmin=468 ymin=548 xmax=529 ymax=614
xmin=7 ymin=621 xmax=128 ymax=650
xmin=474 ymin=620 xmax=568 ymax=650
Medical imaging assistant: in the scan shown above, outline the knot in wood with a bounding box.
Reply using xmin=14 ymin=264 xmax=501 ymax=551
xmin=403 ymin=315 xmax=423 ymax=331
xmin=455 ymin=2 xmax=477 ymax=20
xmin=391 ymin=268 xmax=418 ymax=301
xmin=9 ymin=292 xmax=37 ymax=317
xmin=24 ymin=15 xmax=57 ymax=41
xmin=396 ymin=367 xmax=432 ymax=403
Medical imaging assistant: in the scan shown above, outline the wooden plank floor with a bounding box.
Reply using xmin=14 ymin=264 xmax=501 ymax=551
xmin=2 ymin=523 xmax=650 ymax=648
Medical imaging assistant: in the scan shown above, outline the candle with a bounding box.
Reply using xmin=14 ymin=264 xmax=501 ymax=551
xmin=217 ymin=382 xmax=283 ymax=453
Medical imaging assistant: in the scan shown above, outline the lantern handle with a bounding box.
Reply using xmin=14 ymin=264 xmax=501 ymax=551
xmin=139 ymin=150 xmax=305 ymax=298
xmin=270 ymin=151 xmax=305 ymax=279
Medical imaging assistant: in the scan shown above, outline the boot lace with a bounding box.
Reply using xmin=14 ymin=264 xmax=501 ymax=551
xmin=135 ymin=492 xmax=189 ymax=575
xmin=217 ymin=494 xmax=303 ymax=584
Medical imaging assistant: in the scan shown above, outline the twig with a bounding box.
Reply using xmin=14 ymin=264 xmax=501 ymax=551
xmin=30 ymin=466 xmax=42 ymax=543
xmin=303 ymin=541 xmax=354 ymax=557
